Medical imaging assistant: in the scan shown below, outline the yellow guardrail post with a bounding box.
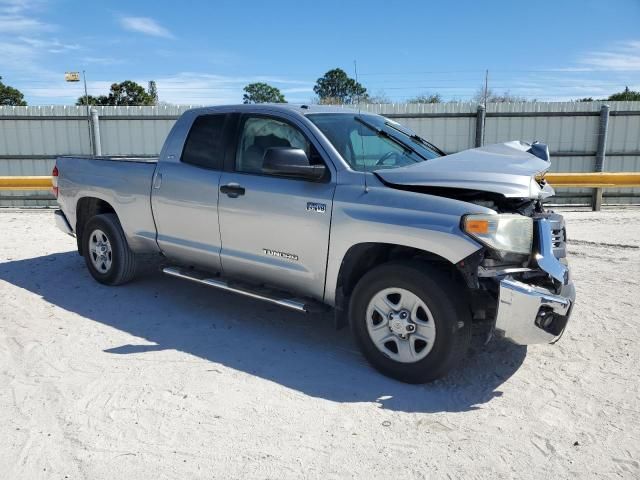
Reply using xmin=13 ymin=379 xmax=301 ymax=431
xmin=592 ymin=105 xmax=610 ymax=211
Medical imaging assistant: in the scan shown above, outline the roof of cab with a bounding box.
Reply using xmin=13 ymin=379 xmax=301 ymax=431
xmin=184 ymin=103 xmax=361 ymax=118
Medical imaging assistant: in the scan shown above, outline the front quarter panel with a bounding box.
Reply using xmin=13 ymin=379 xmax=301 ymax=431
xmin=324 ymin=176 xmax=493 ymax=305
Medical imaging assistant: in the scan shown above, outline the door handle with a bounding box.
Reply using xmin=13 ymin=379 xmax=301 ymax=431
xmin=220 ymin=183 xmax=245 ymax=198
xmin=153 ymin=172 xmax=163 ymax=189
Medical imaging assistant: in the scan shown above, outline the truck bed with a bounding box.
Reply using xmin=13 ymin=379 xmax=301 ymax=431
xmin=56 ymin=155 xmax=160 ymax=253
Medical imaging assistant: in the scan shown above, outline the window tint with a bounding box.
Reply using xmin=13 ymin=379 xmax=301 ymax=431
xmin=236 ymin=117 xmax=309 ymax=174
xmin=181 ymin=114 xmax=226 ymax=170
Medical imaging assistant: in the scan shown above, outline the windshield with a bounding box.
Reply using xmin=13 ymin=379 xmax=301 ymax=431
xmin=307 ymin=113 xmax=442 ymax=171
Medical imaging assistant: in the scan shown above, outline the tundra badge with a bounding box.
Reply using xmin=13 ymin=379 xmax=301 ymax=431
xmin=263 ymin=249 xmax=299 ymax=261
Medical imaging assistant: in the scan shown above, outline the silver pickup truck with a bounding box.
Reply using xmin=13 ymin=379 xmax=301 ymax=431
xmin=53 ymin=104 xmax=575 ymax=383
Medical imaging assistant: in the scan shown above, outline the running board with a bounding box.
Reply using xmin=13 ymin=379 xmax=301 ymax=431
xmin=162 ymin=266 xmax=309 ymax=313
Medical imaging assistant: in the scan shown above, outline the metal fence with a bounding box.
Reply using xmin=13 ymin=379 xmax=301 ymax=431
xmin=1 ymin=102 xmax=639 ymax=207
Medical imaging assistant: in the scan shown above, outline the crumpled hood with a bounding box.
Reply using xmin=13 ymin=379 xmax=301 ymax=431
xmin=375 ymin=141 xmax=554 ymax=199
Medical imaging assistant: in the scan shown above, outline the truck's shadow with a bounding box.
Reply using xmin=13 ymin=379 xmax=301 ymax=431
xmin=0 ymin=251 xmax=527 ymax=413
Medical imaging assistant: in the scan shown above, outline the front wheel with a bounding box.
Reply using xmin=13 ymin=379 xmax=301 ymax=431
xmin=82 ymin=213 xmax=137 ymax=286
xmin=349 ymin=262 xmax=471 ymax=383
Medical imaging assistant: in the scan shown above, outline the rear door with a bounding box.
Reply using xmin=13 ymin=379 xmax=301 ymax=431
xmin=217 ymin=114 xmax=336 ymax=299
xmin=151 ymin=113 xmax=230 ymax=271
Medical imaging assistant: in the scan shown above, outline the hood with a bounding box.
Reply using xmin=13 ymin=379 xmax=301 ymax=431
xmin=375 ymin=141 xmax=554 ymax=199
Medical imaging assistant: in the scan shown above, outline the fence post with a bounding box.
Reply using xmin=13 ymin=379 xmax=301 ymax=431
xmin=90 ymin=108 xmax=102 ymax=157
xmin=592 ymin=104 xmax=610 ymax=211
xmin=475 ymin=105 xmax=485 ymax=148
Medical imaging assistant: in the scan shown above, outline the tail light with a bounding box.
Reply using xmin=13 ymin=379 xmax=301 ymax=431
xmin=52 ymin=165 xmax=59 ymax=198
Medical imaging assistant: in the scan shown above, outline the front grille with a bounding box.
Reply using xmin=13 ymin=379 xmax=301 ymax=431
xmin=544 ymin=213 xmax=567 ymax=259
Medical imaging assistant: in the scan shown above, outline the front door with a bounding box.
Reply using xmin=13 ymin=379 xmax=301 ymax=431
xmin=217 ymin=115 xmax=335 ymax=299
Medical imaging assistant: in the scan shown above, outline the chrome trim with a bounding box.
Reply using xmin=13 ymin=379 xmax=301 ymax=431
xmin=478 ymin=266 xmax=534 ymax=278
xmin=535 ymin=219 xmax=569 ymax=284
xmin=162 ymin=267 xmax=307 ymax=312
xmin=54 ymin=209 xmax=74 ymax=236
xmin=495 ymin=277 xmax=575 ymax=345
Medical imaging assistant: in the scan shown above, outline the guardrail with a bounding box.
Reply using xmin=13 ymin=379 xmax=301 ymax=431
xmin=0 ymin=176 xmax=53 ymax=190
xmin=544 ymin=173 xmax=640 ymax=188
xmin=1 ymin=173 xmax=639 ymax=209
xmin=3 ymin=173 xmax=640 ymax=190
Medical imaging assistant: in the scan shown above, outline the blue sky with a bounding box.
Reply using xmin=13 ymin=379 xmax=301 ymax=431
xmin=1 ymin=0 xmax=640 ymax=105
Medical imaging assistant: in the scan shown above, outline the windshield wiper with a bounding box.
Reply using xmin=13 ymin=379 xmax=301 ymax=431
xmin=383 ymin=121 xmax=446 ymax=156
xmin=354 ymin=116 xmax=429 ymax=161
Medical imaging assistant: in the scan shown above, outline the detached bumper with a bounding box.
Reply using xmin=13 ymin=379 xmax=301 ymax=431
xmin=495 ymin=278 xmax=575 ymax=344
xmin=54 ymin=209 xmax=74 ymax=236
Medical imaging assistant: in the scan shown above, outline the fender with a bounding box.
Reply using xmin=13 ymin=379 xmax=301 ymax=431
xmin=323 ymin=181 xmax=492 ymax=305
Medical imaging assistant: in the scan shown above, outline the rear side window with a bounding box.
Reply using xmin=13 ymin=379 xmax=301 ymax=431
xmin=181 ymin=114 xmax=226 ymax=170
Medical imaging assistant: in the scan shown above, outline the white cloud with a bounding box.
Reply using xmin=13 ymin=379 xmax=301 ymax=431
xmin=580 ymin=40 xmax=640 ymax=71
xmin=80 ymin=56 xmax=122 ymax=66
xmin=0 ymin=0 xmax=52 ymax=34
xmin=119 ymin=16 xmax=173 ymax=39
xmin=0 ymin=0 xmax=43 ymax=14
xmin=0 ymin=14 xmax=50 ymax=32
xmin=18 ymin=36 xmax=80 ymax=53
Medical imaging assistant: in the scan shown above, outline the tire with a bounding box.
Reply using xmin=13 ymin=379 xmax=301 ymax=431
xmin=349 ymin=261 xmax=471 ymax=383
xmin=82 ymin=213 xmax=137 ymax=286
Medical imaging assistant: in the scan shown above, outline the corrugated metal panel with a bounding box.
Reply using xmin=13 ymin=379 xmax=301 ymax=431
xmin=1 ymin=102 xmax=639 ymax=206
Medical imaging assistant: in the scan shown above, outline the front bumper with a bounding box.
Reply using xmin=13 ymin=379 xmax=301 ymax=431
xmin=495 ymin=277 xmax=575 ymax=344
xmin=54 ymin=209 xmax=74 ymax=236
xmin=493 ymin=217 xmax=575 ymax=345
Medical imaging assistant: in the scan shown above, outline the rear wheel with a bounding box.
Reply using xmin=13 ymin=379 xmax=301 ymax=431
xmin=349 ymin=262 xmax=471 ymax=383
xmin=82 ymin=213 xmax=137 ymax=285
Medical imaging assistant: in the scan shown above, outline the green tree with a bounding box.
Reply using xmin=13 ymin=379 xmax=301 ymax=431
xmin=76 ymin=80 xmax=156 ymax=106
xmin=76 ymin=95 xmax=107 ymax=106
xmin=608 ymin=86 xmax=640 ymax=101
xmin=313 ymin=68 xmax=367 ymax=104
xmin=0 ymin=76 xmax=27 ymax=106
xmin=242 ymin=82 xmax=286 ymax=104
xmin=407 ymin=93 xmax=442 ymax=104
xmin=148 ymin=80 xmax=158 ymax=105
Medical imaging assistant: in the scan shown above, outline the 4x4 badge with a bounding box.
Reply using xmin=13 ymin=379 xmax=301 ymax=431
xmin=306 ymin=202 xmax=326 ymax=213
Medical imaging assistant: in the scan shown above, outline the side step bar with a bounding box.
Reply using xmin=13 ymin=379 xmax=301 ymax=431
xmin=162 ymin=267 xmax=309 ymax=313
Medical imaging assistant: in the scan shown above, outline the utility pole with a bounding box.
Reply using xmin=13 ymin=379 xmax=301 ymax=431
xmin=482 ymin=69 xmax=489 ymax=145
xmin=65 ymin=70 xmax=93 ymax=155
xmin=82 ymin=70 xmax=93 ymax=155
xmin=483 ymin=69 xmax=489 ymax=109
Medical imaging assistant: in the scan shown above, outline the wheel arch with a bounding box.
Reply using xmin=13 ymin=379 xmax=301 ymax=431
xmin=75 ymin=197 xmax=117 ymax=255
xmin=332 ymin=242 xmax=471 ymax=327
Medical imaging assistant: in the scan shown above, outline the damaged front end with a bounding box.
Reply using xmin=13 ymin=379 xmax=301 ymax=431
xmin=374 ymin=140 xmax=576 ymax=345
xmin=456 ymin=205 xmax=575 ymax=345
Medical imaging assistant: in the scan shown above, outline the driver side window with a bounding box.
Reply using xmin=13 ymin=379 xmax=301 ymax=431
xmin=236 ymin=117 xmax=310 ymax=174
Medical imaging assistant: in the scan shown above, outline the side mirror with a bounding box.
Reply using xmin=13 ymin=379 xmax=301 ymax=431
xmin=262 ymin=147 xmax=326 ymax=181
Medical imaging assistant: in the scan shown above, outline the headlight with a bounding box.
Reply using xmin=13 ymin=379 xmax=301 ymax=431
xmin=463 ymin=214 xmax=533 ymax=255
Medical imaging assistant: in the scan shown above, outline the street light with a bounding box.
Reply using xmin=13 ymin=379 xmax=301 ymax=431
xmin=65 ymin=70 xmax=93 ymax=155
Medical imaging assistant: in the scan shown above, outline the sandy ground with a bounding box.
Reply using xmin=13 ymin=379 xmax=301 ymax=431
xmin=0 ymin=208 xmax=639 ymax=479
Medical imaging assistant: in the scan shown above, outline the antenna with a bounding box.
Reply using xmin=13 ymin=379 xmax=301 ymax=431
xmin=354 ymin=60 xmax=368 ymax=193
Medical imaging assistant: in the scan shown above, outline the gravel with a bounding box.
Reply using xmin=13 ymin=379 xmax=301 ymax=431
xmin=0 ymin=208 xmax=639 ymax=479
